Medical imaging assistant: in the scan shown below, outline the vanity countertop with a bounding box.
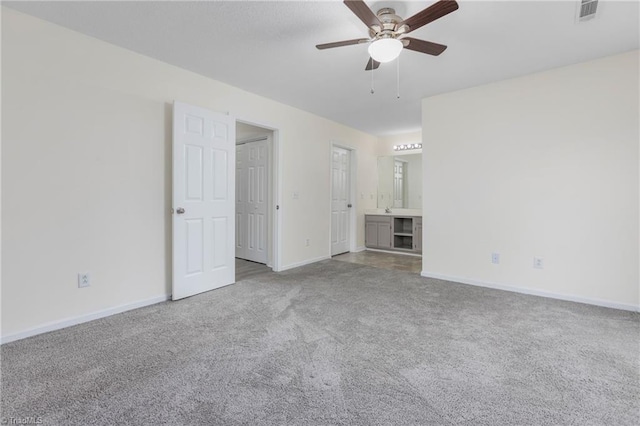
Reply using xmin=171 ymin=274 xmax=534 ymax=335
xmin=365 ymin=209 xmax=422 ymax=216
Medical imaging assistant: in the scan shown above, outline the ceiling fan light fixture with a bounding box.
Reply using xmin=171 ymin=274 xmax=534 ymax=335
xmin=368 ymin=38 xmax=403 ymax=63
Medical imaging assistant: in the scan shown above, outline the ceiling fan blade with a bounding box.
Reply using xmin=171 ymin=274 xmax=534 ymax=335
xmin=365 ymin=57 xmax=380 ymax=71
xmin=399 ymin=0 xmax=459 ymax=34
xmin=344 ymin=0 xmax=382 ymax=30
xmin=403 ymin=37 xmax=448 ymax=56
xmin=316 ymin=38 xmax=370 ymax=50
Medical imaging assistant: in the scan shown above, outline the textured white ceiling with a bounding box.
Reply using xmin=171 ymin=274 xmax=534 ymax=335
xmin=5 ymin=1 xmax=639 ymax=136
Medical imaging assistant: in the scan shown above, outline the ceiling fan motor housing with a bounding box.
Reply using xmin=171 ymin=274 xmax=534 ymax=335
xmin=369 ymin=8 xmax=408 ymax=39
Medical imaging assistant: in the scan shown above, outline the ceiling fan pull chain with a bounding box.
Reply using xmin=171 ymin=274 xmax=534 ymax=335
xmin=396 ymin=55 xmax=400 ymax=99
xmin=370 ymin=58 xmax=375 ymax=94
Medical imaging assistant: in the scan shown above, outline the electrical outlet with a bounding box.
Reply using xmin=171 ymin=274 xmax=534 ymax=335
xmin=533 ymin=257 xmax=544 ymax=269
xmin=491 ymin=253 xmax=500 ymax=264
xmin=305 ymin=239 xmax=310 ymax=247
xmin=78 ymin=273 xmax=90 ymax=288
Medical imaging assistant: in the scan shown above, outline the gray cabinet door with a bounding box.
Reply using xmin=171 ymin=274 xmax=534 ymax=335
xmin=414 ymin=223 xmax=423 ymax=252
xmin=377 ymin=223 xmax=392 ymax=248
xmin=365 ymin=215 xmax=392 ymax=249
xmin=365 ymin=222 xmax=378 ymax=247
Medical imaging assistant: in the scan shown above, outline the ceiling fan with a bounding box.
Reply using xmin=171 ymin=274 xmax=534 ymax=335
xmin=316 ymin=0 xmax=459 ymax=70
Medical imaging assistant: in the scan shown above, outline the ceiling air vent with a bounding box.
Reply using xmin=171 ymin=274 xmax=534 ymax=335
xmin=577 ymin=0 xmax=598 ymax=22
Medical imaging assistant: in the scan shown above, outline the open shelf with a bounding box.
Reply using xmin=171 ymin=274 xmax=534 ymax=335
xmin=393 ymin=217 xmax=414 ymax=250
xmin=393 ymin=217 xmax=413 ymax=234
xmin=394 ymin=235 xmax=413 ymax=250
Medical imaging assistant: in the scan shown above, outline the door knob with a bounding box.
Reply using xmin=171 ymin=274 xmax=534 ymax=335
xmin=347 ymin=204 xmax=352 ymax=208
xmin=176 ymin=207 xmax=185 ymax=214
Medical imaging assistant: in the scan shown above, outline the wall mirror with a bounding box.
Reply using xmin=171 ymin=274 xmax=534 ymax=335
xmin=377 ymin=154 xmax=422 ymax=209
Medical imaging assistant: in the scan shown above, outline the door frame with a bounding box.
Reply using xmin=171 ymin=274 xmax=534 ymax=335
xmin=236 ymin=118 xmax=282 ymax=272
xmin=329 ymin=142 xmax=357 ymax=255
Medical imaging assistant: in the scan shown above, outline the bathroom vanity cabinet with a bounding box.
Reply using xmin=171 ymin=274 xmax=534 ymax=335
xmin=365 ymin=215 xmax=422 ymax=254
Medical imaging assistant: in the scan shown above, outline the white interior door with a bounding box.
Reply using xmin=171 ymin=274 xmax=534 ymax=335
xmin=331 ymin=146 xmax=351 ymax=256
xmin=235 ymin=144 xmax=246 ymax=260
xmin=236 ymin=139 xmax=268 ymax=264
xmin=394 ymin=160 xmax=405 ymax=208
xmin=172 ymin=101 xmax=235 ymax=300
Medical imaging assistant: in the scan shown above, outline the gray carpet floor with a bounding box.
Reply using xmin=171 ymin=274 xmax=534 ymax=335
xmin=1 ymin=260 xmax=638 ymax=425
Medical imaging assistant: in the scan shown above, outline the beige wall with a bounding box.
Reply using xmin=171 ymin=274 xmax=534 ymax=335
xmin=422 ymin=50 xmax=639 ymax=310
xmin=405 ymin=154 xmax=422 ymax=210
xmin=1 ymin=8 xmax=379 ymax=339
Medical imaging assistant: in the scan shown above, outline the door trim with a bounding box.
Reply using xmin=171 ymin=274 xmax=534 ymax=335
xmin=329 ymin=142 xmax=357 ymax=255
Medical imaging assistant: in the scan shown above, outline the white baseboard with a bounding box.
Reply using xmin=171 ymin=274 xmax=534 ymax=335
xmin=280 ymin=255 xmax=331 ymax=272
xmin=1 ymin=294 xmax=171 ymax=345
xmin=420 ymin=271 xmax=640 ymax=312
xmin=353 ymin=246 xmax=366 ymax=253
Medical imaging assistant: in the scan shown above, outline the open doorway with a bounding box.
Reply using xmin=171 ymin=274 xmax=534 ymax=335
xmin=235 ymin=121 xmax=279 ymax=280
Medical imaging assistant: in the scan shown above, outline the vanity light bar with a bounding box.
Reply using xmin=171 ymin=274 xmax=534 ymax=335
xmin=393 ymin=143 xmax=422 ymax=151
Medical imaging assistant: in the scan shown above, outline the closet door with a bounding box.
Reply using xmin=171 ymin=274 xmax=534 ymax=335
xmin=235 ymin=144 xmax=246 ymax=260
xmin=236 ymin=140 xmax=268 ymax=264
